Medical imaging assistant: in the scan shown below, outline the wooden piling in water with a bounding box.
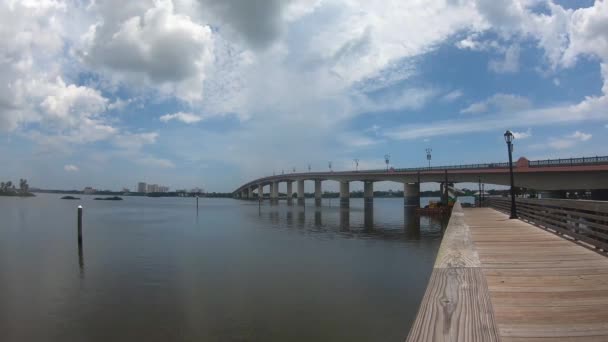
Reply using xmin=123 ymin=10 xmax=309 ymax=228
xmin=77 ymin=205 xmax=83 ymax=245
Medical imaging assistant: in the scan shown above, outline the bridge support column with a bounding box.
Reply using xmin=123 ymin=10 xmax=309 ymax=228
xmin=404 ymin=182 xmax=420 ymax=209
xmin=286 ymin=181 xmax=293 ymax=205
xmin=247 ymin=186 xmax=253 ymax=199
xmin=314 ymin=180 xmax=322 ymax=207
xmin=271 ymin=181 xmax=278 ymax=203
xmin=340 ymin=181 xmax=350 ymax=208
xmin=297 ymin=180 xmax=305 ymax=205
xmin=258 ymin=184 xmax=264 ymax=200
xmin=364 ymin=181 xmax=374 ymax=206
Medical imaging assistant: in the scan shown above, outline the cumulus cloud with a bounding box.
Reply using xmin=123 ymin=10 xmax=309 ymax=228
xmin=197 ymin=0 xmax=287 ymax=49
xmin=64 ymin=164 xmax=79 ymax=172
xmin=461 ymin=93 xmax=532 ymax=114
xmin=160 ymin=112 xmax=203 ymax=124
xmin=80 ymin=0 xmax=215 ymax=101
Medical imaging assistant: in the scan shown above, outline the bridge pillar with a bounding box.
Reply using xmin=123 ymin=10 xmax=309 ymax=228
xmin=314 ymin=180 xmax=322 ymax=206
xmin=297 ymin=180 xmax=305 ymax=205
xmin=247 ymin=186 xmax=253 ymax=199
xmin=340 ymin=181 xmax=350 ymax=208
xmin=364 ymin=181 xmax=374 ymax=206
xmin=404 ymin=182 xmax=420 ymax=209
xmin=258 ymin=183 xmax=264 ymax=200
xmin=286 ymin=181 xmax=293 ymax=205
xmin=242 ymin=189 xmax=247 ymax=199
xmin=271 ymin=181 xmax=278 ymax=203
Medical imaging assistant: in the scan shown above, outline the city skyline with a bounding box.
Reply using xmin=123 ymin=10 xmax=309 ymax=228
xmin=0 ymin=1 xmax=607 ymax=192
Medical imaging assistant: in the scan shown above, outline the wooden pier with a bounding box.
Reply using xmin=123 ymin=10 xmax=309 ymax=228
xmin=407 ymin=203 xmax=608 ymax=341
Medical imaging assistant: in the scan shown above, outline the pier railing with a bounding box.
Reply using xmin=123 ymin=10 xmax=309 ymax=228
xmin=487 ymin=197 xmax=608 ymax=252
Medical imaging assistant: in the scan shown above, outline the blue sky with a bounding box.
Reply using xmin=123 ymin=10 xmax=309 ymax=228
xmin=1 ymin=0 xmax=608 ymax=192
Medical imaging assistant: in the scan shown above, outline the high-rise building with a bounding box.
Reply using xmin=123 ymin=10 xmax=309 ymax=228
xmin=137 ymin=182 xmax=147 ymax=193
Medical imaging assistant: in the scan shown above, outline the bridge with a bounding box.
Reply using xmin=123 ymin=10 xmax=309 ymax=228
xmin=233 ymin=156 xmax=608 ymax=206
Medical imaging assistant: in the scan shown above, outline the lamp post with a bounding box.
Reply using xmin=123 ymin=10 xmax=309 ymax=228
xmin=504 ymin=130 xmax=517 ymax=219
xmin=426 ymin=148 xmax=432 ymax=169
xmin=384 ymin=154 xmax=390 ymax=171
xmin=354 ymin=158 xmax=359 ymax=171
xmin=308 ymin=163 xmax=311 ymax=172
xmin=328 ymin=161 xmax=332 ymax=172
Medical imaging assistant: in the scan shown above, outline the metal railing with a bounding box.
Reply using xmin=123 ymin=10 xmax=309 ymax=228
xmin=487 ymin=197 xmax=608 ymax=253
xmin=529 ymin=156 xmax=608 ymax=167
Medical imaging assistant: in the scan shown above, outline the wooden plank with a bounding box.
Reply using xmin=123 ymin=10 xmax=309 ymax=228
xmin=406 ymin=268 xmax=500 ymax=342
xmin=407 ymin=202 xmax=500 ymax=341
xmin=434 ymin=204 xmax=481 ymax=268
xmin=463 ymin=207 xmax=608 ymax=341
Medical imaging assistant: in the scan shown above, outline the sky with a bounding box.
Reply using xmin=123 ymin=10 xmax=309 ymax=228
xmin=1 ymin=0 xmax=608 ymax=192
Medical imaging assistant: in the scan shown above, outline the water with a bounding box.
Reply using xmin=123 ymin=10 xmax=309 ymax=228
xmin=0 ymin=194 xmax=454 ymax=342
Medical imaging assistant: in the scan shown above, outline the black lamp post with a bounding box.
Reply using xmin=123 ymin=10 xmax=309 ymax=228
xmin=384 ymin=154 xmax=390 ymax=171
xmin=504 ymin=130 xmax=517 ymax=219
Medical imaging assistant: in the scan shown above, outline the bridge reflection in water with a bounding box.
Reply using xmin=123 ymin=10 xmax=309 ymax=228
xmin=252 ymin=198 xmax=448 ymax=240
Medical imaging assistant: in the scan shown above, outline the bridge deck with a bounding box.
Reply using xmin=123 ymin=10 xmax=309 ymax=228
xmin=407 ymin=206 xmax=608 ymax=341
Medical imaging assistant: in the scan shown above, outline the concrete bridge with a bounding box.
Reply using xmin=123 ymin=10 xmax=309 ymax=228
xmin=233 ymin=156 xmax=608 ymax=206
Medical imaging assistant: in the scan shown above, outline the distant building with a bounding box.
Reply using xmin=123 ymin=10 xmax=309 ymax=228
xmin=191 ymin=187 xmax=204 ymax=194
xmin=137 ymin=182 xmax=147 ymax=193
xmin=83 ymin=187 xmax=96 ymax=194
xmin=147 ymin=184 xmax=159 ymax=193
xmin=122 ymin=187 xmax=130 ymax=193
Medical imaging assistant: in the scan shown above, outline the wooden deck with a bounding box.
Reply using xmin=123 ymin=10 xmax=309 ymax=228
xmin=407 ymin=204 xmax=608 ymax=342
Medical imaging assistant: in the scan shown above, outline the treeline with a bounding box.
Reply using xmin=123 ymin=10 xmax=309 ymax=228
xmin=0 ymin=179 xmax=34 ymax=197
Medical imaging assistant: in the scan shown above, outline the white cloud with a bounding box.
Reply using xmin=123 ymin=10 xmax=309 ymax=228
xmin=546 ymin=131 xmax=591 ymax=150
xmin=561 ymin=1 xmax=608 ymax=67
xmin=568 ymin=130 xmax=592 ymax=141
xmin=461 ymin=93 xmax=532 ymax=114
xmin=160 ymin=112 xmax=203 ymax=124
xmin=64 ymin=164 xmax=79 ymax=172
xmin=79 ymin=0 xmax=215 ymax=102
xmin=488 ymin=44 xmax=520 ymax=73
xmin=512 ymin=128 xmax=532 ymax=139
xmin=442 ymin=90 xmax=464 ymax=102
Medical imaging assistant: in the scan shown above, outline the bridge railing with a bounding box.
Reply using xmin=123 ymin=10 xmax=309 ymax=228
xmin=487 ymin=197 xmax=608 ymax=252
xmin=529 ymin=156 xmax=608 ymax=167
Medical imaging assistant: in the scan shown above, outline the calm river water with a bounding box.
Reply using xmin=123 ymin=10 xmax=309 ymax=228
xmin=0 ymin=194 xmax=464 ymax=341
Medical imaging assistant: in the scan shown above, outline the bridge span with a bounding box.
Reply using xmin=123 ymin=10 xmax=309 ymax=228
xmin=233 ymin=156 xmax=608 ymax=206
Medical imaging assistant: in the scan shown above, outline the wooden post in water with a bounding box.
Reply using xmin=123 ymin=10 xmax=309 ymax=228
xmin=77 ymin=205 xmax=83 ymax=245
xmin=196 ymin=196 xmax=199 ymax=212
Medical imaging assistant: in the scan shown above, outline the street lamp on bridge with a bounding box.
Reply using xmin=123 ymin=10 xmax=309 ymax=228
xmin=308 ymin=163 xmax=311 ymax=172
xmin=328 ymin=161 xmax=332 ymax=172
xmin=504 ymin=130 xmax=517 ymax=219
xmin=384 ymin=154 xmax=390 ymax=171
xmin=354 ymin=158 xmax=359 ymax=171
xmin=426 ymin=148 xmax=432 ymax=169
